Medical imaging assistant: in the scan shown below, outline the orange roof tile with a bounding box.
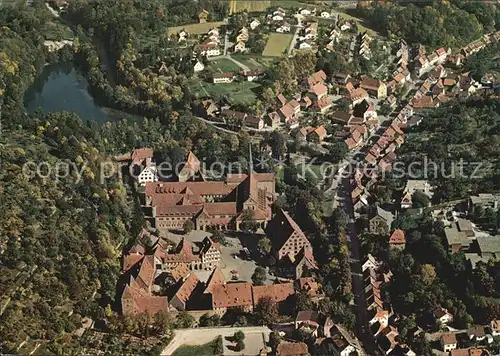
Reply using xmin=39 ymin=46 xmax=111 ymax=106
xmin=210 ymin=282 xmax=253 ymax=309
xmin=389 ymin=229 xmax=406 ymax=245
xmin=252 ymin=283 xmax=295 ymax=304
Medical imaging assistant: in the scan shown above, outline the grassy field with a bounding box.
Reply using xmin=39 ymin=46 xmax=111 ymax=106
xmin=191 ymin=79 xmax=260 ymax=106
xmin=262 ymin=33 xmax=293 ymax=57
xmin=208 ymin=58 xmax=241 ymax=73
xmin=230 ymin=54 xmax=270 ymax=70
xmin=339 ymin=11 xmax=378 ymax=36
xmin=230 ymin=0 xmax=271 ymax=13
xmin=168 ymin=21 xmax=225 ymax=36
xmin=173 ymin=337 xmax=222 ymax=356
xmin=0 ymin=0 xmax=23 ymax=7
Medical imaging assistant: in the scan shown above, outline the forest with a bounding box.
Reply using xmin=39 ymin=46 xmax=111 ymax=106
xmin=399 ymin=99 xmax=500 ymax=202
xmin=357 ymin=0 xmax=500 ymax=49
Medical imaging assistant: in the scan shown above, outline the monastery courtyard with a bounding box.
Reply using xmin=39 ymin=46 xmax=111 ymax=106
xmin=160 ymin=230 xmax=276 ymax=284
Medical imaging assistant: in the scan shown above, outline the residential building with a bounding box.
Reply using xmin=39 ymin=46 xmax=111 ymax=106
xmin=310 ymin=82 xmax=328 ymax=100
xmin=199 ymin=43 xmax=221 ymax=57
xmin=245 ymin=115 xmax=264 ymax=130
xmin=250 ymin=19 xmax=260 ymax=30
xmin=116 ymin=148 xmax=157 ymax=185
xmin=451 ymin=348 xmax=491 ymax=356
xmin=307 ymin=125 xmax=327 ymax=143
xmin=469 ymin=193 xmax=500 ymax=211
xmin=314 ymin=96 xmax=334 ymax=113
xmin=467 ymin=326 xmax=486 ymax=342
xmin=434 ymin=307 xmax=453 ymax=325
xmin=445 ymin=219 xmax=475 ymax=253
xmin=377 ymin=326 xmax=399 ymax=354
xmin=440 ymin=333 xmax=458 ymax=353
xmin=400 ymin=180 xmax=432 ymax=208
xmin=277 ymin=23 xmax=291 ymax=33
xmin=368 ymin=207 xmax=394 ymax=233
xmin=340 ymin=22 xmax=352 ymax=31
xmin=213 ymin=72 xmax=235 ymax=84
xmin=198 ymin=99 xmax=219 ymax=118
xmin=305 ymin=70 xmax=327 ymax=89
xmin=234 ymin=41 xmax=246 ymax=53
xmin=388 ymin=229 xmax=406 ymax=249
xmin=320 ymin=11 xmax=331 ymax=18
xmin=198 ymin=9 xmax=209 ymax=23
xmin=193 ymin=60 xmax=205 ymax=72
xmin=360 ymin=76 xmax=387 ymax=98
xmin=490 ymin=320 xmax=500 ymax=336
xmin=299 ymin=40 xmax=313 ymax=49
xmin=266 ymin=112 xmax=281 ymax=128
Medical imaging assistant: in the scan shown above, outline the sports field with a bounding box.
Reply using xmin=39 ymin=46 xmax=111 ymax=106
xmin=167 ymin=21 xmax=225 ymax=36
xmin=262 ymin=33 xmax=293 ymax=57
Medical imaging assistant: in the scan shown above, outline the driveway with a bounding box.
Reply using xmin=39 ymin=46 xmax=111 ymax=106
xmin=161 ymin=326 xmax=271 ymax=356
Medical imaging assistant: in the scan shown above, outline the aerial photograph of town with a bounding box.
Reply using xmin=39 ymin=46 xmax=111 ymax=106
xmin=0 ymin=0 xmax=499 ymax=355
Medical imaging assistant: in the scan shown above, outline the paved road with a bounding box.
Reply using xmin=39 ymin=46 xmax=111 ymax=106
xmin=161 ymin=326 xmax=271 ymax=356
xmin=288 ymin=16 xmax=303 ymax=56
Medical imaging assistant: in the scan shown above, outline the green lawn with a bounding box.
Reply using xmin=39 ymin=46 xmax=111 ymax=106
xmin=191 ymin=79 xmax=261 ymax=106
xmin=173 ymin=337 xmax=222 ymax=356
xmin=338 ymin=11 xmax=378 ymax=36
xmin=167 ymin=22 xmax=225 ymax=36
xmin=230 ymin=54 xmax=267 ymax=71
xmin=208 ymin=58 xmax=241 ymax=73
xmin=262 ymin=33 xmax=293 ymax=57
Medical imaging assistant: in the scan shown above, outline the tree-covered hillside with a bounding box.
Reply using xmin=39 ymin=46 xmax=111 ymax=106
xmin=357 ymin=1 xmax=500 ymax=49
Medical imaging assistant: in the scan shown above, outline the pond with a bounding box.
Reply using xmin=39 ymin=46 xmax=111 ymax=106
xmin=25 ymin=63 xmax=135 ymax=124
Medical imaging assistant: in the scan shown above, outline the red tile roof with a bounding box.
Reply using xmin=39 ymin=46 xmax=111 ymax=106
xmin=389 ymin=229 xmax=406 ymax=245
xmin=310 ymin=82 xmax=328 ymax=97
xmin=296 ymin=277 xmax=319 ymax=296
xmin=172 ymin=273 xmax=200 ymax=307
xmin=131 ymin=148 xmax=153 ymax=162
xmin=204 ymin=267 xmax=226 ymax=294
xmin=122 ymin=254 xmax=144 ymax=273
xmin=210 ymin=282 xmax=253 ymax=309
xmin=276 ymin=342 xmax=309 ymax=356
xmin=252 ymin=283 xmax=295 ymax=304
xmin=170 ymin=264 xmax=191 ymax=282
